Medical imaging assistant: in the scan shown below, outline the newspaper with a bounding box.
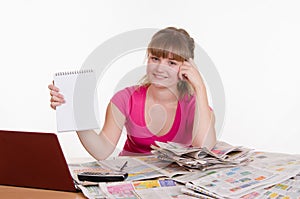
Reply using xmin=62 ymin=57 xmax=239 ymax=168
xmin=173 ymin=170 xmax=219 ymax=184
xmin=77 ymin=170 xmax=300 ymax=199
xmin=69 ymin=155 xmax=190 ymax=184
xmin=151 ymin=141 xmax=253 ymax=170
xmin=77 ymin=179 xmax=196 ymax=199
xmin=68 ymin=156 xmax=193 ymax=198
xmin=249 ymin=151 xmax=300 ymax=174
xmin=78 ymin=185 xmax=107 ymax=199
xmin=187 ymin=165 xmax=283 ymax=198
xmin=240 ymin=173 xmax=300 ymax=199
xmin=181 ymin=152 xmax=300 ymax=198
xmin=98 ymin=156 xmax=190 ymax=181
xmin=68 ymin=149 xmax=300 ymax=198
xmin=98 ymin=179 xmax=197 ymax=199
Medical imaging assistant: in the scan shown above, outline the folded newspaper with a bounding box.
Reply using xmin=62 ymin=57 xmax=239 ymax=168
xmin=150 ymin=141 xmax=253 ymax=171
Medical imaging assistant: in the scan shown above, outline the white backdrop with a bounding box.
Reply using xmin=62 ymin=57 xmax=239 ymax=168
xmin=1 ymin=0 xmax=300 ymax=159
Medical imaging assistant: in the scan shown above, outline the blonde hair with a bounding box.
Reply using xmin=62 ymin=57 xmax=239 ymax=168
xmin=139 ymin=27 xmax=195 ymax=99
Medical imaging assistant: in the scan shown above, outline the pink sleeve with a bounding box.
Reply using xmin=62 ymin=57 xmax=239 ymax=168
xmin=110 ymin=86 xmax=136 ymax=117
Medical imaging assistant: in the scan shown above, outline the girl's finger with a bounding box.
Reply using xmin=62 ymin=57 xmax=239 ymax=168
xmin=188 ymin=58 xmax=197 ymax=68
xmin=48 ymin=84 xmax=60 ymax=92
xmin=51 ymin=95 xmax=65 ymax=103
xmin=50 ymin=102 xmax=62 ymax=110
xmin=178 ymin=69 xmax=189 ymax=80
xmin=50 ymin=90 xmax=64 ymax=98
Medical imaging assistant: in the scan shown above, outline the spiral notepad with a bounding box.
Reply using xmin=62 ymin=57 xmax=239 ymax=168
xmin=54 ymin=69 xmax=100 ymax=132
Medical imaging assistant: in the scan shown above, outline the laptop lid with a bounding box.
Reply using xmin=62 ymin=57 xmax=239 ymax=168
xmin=0 ymin=130 xmax=77 ymax=192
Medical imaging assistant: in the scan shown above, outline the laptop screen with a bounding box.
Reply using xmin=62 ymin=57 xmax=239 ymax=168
xmin=0 ymin=130 xmax=77 ymax=192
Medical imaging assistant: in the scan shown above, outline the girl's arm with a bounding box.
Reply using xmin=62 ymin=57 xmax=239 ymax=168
xmin=49 ymin=83 xmax=125 ymax=160
xmin=76 ymin=102 xmax=125 ymax=160
xmin=178 ymin=59 xmax=217 ymax=149
xmin=192 ymin=85 xmax=217 ymax=149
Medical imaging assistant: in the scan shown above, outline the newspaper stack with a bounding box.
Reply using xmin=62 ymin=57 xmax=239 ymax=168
xmin=150 ymin=141 xmax=253 ymax=171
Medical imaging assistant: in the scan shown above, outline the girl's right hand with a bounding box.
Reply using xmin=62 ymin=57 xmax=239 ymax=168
xmin=48 ymin=83 xmax=65 ymax=110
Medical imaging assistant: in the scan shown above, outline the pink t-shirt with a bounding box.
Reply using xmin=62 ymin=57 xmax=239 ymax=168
xmin=111 ymin=85 xmax=196 ymax=156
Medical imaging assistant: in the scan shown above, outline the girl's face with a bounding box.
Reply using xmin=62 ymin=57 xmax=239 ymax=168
xmin=147 ymin=53 xmax=182 ymax=88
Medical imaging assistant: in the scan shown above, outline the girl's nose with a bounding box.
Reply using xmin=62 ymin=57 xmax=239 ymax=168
xmin=155 ymin=63 xmax=164 ymax=72
xmin=155 ymin=60 xmax=168 ymax=71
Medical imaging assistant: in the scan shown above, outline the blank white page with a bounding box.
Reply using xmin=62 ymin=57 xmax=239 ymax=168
xmin=54 ymin=70 xmax=100 ymax=132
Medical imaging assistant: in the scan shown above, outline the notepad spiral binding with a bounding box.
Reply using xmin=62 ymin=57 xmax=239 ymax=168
xmin=55 ymin=69 xmax=94 ymax=76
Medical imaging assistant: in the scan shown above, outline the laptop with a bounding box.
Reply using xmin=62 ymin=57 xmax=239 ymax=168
xmin=0 ymin=130 xmax=78 ymax=192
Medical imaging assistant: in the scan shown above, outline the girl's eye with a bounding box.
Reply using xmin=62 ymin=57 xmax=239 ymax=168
xmin=151 ymin=56 xmax=159 ymax=62
xmin=169 ymin=61 xmax=177 ymax=66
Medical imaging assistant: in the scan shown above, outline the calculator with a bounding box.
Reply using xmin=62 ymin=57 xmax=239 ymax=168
xmin=77 ymin=171 xmax=128 ymax=182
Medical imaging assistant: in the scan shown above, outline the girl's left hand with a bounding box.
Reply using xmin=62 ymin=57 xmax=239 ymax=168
xmin=178 ymin=58 xmax=205 ymax=90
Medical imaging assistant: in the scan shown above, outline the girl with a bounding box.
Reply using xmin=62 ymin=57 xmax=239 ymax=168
xmin=49 ymin=27 xmax=216 ymax=160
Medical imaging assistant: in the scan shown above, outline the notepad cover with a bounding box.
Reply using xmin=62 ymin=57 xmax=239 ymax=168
xmin=54 ymin=70 xmax=100 ymax=132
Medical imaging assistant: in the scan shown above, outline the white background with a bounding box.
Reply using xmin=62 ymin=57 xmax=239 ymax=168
xmin=1 ymin=0 xmax=300 ymax=159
